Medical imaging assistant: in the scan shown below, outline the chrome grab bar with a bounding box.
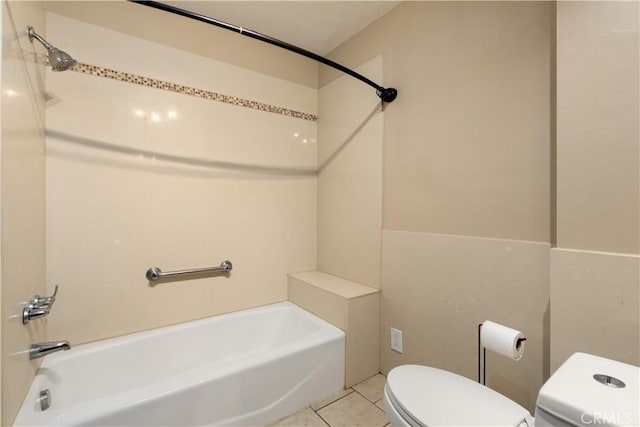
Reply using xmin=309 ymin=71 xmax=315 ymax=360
xmin=146 ymin=260 xmax=232 ymax=282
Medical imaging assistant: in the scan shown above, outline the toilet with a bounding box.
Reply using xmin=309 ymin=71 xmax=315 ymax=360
xmin=383 ymin=352 xmax=639 ymax=427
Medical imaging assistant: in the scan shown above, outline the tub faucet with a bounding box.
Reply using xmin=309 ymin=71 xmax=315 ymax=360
xmin=29 ymin=341 xmax=71 ymax=360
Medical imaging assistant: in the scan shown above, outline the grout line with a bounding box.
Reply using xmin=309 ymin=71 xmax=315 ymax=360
xmin=314 ymin=408 xmax=332 ymax=427
xmin=375 ymin=399 xmax=387 ymax=415
xmin=353 ymin=388 xmax=385 ymax=406
xmin=316 ymin=411 xmax=331 ymax=427
xmin=312 ymin=389 xmax=354 ymax=411
xmin=311 ymin=384 xmax=389 ymax=427
xmin=353 ymin=388 xmax=370 ymax=402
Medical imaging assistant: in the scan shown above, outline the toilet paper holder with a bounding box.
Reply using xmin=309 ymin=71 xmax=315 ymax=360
xmin=478 ymin=322 xmax=527 ymax=385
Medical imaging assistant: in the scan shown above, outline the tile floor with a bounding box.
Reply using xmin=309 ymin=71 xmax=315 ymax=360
xmin=270 ymin=374 xmax=390 ymax=427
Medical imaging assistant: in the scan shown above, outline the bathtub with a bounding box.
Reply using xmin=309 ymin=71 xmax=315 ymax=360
xmin=14 ymin=302 xmax=345 ymax=426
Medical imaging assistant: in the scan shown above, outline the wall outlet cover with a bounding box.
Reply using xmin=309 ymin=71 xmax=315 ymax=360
xmin=391 ymin=327 xmax=403 ymax=353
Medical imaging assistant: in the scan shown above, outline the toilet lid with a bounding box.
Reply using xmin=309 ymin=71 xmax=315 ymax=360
xmin=386 ymin=365 xmax=532 ymax=427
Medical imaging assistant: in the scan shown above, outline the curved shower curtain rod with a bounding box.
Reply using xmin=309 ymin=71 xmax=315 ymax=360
xmin=129 ymin=1 xmax=398 ymax=104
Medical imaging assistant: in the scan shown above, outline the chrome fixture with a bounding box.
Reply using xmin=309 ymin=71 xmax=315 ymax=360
xmin=23 ymin=285 xmax=59 ymax=325
xmin=27 ymin=26 xmax=77 ymax=72
xmin=32 ymin=284 xmax=58 ymax=309
xmin=37 ymin=389 xmax=51 ymax=411
xmin=22 ymin=306 xmax=49 ymax=325
xmin=593 ymin=374 xmax=626 ymax=388
xmin=29 ymin=341 xmax=71 ymax=360
xmin=146 ymin=260 xmax=232 ymax=282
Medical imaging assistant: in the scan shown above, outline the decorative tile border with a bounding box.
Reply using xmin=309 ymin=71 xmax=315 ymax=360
xmin=67 ymin=62 xmax=318 ymax=122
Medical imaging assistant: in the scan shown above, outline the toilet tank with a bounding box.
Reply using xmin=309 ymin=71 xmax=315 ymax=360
xmin=534 ymin=353 xmax=639 ymax=427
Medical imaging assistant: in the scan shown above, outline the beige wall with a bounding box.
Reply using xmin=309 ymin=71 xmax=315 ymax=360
xmin=550 ymin=249 xmax=639 ymax=370
xmin=551 ymin=1 xmax=639 ymax=369
xmin=323 ymin=1 xmax=552 ymax=243
xmin=325 ymin=0 xmax=638 ymax=410
xmin=382 ymin=231 xmax=550 ymax=412
xmin=1 ymin=1 xmax=47 ymax=425
xmin=1 ymin=9 xmax=3 ymax=422
xmin=317 ymin=56 xmax=383 ymax=288
xmin=44 ymin=1 xmax=317 ymax=89
xmin=323 ymin=1 xmax=553 ymax=413
xmin=556 ymin=1 xmax=639 ymax=255
xmin=45 ymin=12 xmax=317 ymax=346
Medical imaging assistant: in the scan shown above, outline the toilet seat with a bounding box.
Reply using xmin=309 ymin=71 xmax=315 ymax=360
xmin=384 ymin=383 xmax=420 ymax=427
xmin=385 ymin=365 xmax=533 ymax=427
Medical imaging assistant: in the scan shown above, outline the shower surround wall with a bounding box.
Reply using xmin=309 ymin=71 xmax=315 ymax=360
xmin=44 ymin=12 xmax=317 ymax=345
xmin=1 ymin=1 xmax=47 ymax=425
xmin=317 ymin=56 xmax=382 ymax=289
xmin=313 ymin=56 xmax=383 ymax=386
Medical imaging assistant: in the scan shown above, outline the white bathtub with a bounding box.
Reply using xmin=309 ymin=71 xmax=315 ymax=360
xmin=14 ymin=302 xmax=345 ymax=426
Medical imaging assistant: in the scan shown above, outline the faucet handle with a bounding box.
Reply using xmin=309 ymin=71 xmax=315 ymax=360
xmin=23 ymin=306 xmax=50 ymax=325
xmin=23 ymin=286 xmax=58 ymax=325
xmin=33 ymin=285 xmax=58 ymax=308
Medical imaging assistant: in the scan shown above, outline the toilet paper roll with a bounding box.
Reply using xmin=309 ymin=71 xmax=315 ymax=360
xmin=480 ymin=320 xmax=526 ymax=360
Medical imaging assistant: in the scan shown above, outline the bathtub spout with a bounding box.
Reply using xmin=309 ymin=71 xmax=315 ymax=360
xmin=30 ymin=341 xmax=71 ymax=360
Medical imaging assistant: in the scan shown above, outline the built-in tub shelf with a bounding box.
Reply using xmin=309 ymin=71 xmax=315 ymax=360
xmin=288 ymin=271 xmax=380 ymax=387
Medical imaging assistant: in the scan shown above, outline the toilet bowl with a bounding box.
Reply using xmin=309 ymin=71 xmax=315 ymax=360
xmin=383 ymin=353 xmax=639 ymax=427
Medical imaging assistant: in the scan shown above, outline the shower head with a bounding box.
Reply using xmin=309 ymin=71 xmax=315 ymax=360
xmin=27 ymin=26 xmax=77 ymax=72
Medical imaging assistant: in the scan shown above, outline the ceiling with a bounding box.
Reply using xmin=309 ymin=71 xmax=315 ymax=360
xmin=162 ymin=1 xmax=400 ymax=55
